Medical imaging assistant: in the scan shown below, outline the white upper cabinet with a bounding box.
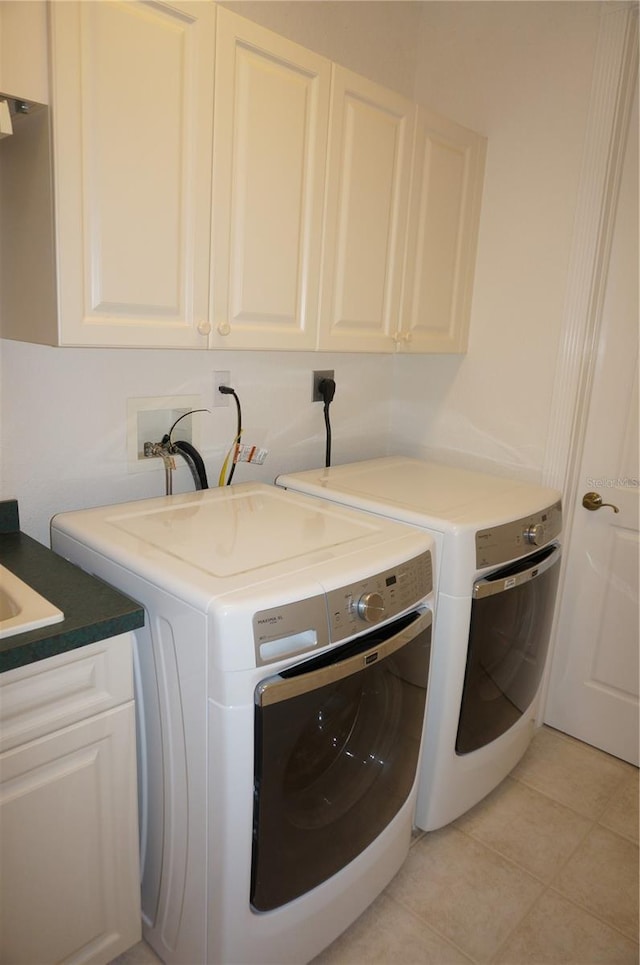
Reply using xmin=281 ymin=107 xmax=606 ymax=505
xmin=1 ymin=2 xmax=486 ymax=353
xmin=210 ymin=8 xmax=331 ymax=351
xmin=0 ymin=0 xmax=49 ymax=104
xmin=49 ymin=0 xmax=216 ymax=347
xmin=318 ymin=66 xmax=414 ymax=353
xmin=399 ymin=108 xmax=486 ymax=353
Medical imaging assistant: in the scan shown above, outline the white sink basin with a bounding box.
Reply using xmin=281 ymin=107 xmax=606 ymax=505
xmin=0 ymin=564 xmax=64 ymax=639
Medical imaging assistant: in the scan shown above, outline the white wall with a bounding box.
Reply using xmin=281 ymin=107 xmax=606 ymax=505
xmin=391 ymin=1 xmax=603 ymax=482
xmin=0 ymin=0 xmax=606 ymax=545
xmin=0 ymin=344 xmax=394 ymax=544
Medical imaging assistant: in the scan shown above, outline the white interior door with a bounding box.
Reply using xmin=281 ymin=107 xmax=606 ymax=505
xmin=544 ymin=84 xmax=639 ymax=765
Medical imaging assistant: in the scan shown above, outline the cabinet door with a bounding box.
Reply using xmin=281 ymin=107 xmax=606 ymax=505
xmin=318 ymin=67 xmax=414 ymax=353
xmin=210 ymin=8 xmax=331 ymax=350
xmin=0 ymin=704 xmax=140 ymax=965
xmin=400 ymin=108 xmax=486 ymax=353
xmin=49 ymin=1 xmax=215 ymax=347
xmin=0 ymin=0 xmax=49 ymax=104
xmin=0 ymin=633 xmax=134 ymax=753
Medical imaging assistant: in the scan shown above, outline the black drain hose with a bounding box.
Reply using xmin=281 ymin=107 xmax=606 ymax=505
xmin=162 ymin=436 xmax=209 ymax=490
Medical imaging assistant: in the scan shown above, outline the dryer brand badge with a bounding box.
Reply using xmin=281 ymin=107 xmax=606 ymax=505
xmin=365 ymin=652 xmax=379 ymax=666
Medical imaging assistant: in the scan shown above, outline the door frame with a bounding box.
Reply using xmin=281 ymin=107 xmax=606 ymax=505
xmin=540 ymin=3 xmax=638 ymax=717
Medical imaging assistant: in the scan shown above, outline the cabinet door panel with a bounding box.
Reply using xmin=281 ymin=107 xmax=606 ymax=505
xmin=50 ymin=1 xmax=215 ymax=347
xmin=0 ymin=704 xmax=140 ymax=965
xmin=401 ymin=109 xmax=486 ymax=353
xmin=319 ymin=67 xmax=413 ymax=352
xmin=0 ymin=634 xmax=134 ymax=753
xmin=211 ymin=8 xmax=330 ymax=350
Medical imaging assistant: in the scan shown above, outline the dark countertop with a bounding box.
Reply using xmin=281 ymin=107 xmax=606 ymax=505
xmin=0 ymin=500 xmax=144 ymax=673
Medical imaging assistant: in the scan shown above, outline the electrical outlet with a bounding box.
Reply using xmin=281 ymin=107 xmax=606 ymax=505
xmin=214 ymin=371 xmax=231 ymax=406
xmin=312 ymin=370 xmax=334 ymax=402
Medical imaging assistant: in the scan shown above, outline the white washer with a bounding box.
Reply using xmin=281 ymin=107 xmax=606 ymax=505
xmin=276 ymin=457 xmax=562 ymax=831
xmin=51 ymin=483 xmax=435 ymax=965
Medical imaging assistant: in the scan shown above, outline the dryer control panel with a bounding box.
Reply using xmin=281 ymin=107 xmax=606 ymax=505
xmin=475 ymin=501 xmax=562 ymax=568
xmin=326 ymin=549 xmax=433 ymax=643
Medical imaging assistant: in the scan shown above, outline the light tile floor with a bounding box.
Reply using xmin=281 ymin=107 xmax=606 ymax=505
xmin=113 ymin=727 xmax=639 ymax=965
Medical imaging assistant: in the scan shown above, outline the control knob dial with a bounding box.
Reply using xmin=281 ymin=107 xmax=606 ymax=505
xmin=524 ymin=523 xmax=545 ymax=546
xmin=356 ymin=591 xmax=385 ymax=623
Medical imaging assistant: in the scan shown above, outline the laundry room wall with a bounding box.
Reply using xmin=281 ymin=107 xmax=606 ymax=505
xmin=390 ymin=1 xmax=604 ymax=483
xmin=0 ymin=0 xmax=422 ymax=546
xmin=0 ymin=344 xmax=395 ymax=545
xmin=0 ymin=0 xmax=606 ymax=544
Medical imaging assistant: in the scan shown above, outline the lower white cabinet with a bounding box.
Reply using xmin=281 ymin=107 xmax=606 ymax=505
xmin=0 ymin=635 xmax=141 ymax=965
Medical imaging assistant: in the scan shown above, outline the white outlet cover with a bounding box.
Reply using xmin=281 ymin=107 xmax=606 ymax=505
xmin=213 ymin=371 xmax=231 ymax=407
xmin=127 ymin=395 xmax=202 ymax=472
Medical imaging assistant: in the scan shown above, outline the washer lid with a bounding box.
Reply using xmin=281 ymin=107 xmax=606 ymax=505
xmin=52 ymin=483 xmax=432 ymax=612
xmin=107 ymin=485 xmax=377 ymax=577
xmin=277 ymin=457 xmax=561 ymax=532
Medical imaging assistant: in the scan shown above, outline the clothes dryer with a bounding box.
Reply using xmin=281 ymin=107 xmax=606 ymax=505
xmin=51 ymin=483 xmax=435 ymax=965
xmin=277 ymin=457 xmax=562 ymax=831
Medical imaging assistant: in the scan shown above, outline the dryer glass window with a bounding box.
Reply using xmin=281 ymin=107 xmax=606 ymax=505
xmin=252 ymin=611 xmax=431 ymax=911
xmin=456 ymin=545 xmax=561 ymax=755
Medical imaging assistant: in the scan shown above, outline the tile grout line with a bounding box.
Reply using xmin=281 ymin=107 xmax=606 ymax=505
xmin=509 ymin=769 xmax=627 ymax=826
xmin=454 ymin=802 xmax=638 ymax=928
xmin=382 ymin=888 xmax=481 ymax=965
xmin=486 ymin=886 xmax=555 ymax=965
xmin=445 ymin=821 xmax=621 ymax=961
xmin=546 ymin=881 xmax=640 ymax=947
xmin=415 ymin=768 xmax=639 ymax=961
xmin=452 ymin=822 xmax=573 ymax=891
xmin=469 ymin=811 xmax=640 ymax=964
xmin=538 ymin=732 xmax=639 ymax=786
xmin=394 ymin=826 xmax=548 ymax=964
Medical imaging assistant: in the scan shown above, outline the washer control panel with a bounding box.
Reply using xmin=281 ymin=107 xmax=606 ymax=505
xmin=253 ymin=550 xmax=432 ymax=665
xmin=326 ymin=549 xmax=433 ymax=643
xmin=476 ymin=501 xmax=562 ymax=568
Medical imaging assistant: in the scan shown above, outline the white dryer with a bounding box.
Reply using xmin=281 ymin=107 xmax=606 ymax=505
xmin=277 ymin=457 xmax=562 ymax=831
xmin=51 ymin=483 xmax=435 ymax=965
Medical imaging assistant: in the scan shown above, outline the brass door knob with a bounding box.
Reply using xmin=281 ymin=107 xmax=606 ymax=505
xmin=582 ymin=491 xmax=619 ymax=513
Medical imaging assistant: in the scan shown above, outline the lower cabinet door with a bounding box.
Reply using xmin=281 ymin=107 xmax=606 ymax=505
xmin=0 ymin=703 xmax=140 ymax=965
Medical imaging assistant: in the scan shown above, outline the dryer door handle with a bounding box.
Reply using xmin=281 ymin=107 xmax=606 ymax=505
xmin=473 ymin=544 xmax=561 ymax=600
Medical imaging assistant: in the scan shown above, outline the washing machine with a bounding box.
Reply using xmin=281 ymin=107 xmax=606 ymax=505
xmin=276 ymin=457 xmax=562 ymax=831
xmin=51 ymin=483 xmax=435 ymax=965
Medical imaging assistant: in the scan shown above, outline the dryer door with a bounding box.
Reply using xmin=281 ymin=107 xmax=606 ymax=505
xmin=456 ymin=544 xmax=561 ymax=755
